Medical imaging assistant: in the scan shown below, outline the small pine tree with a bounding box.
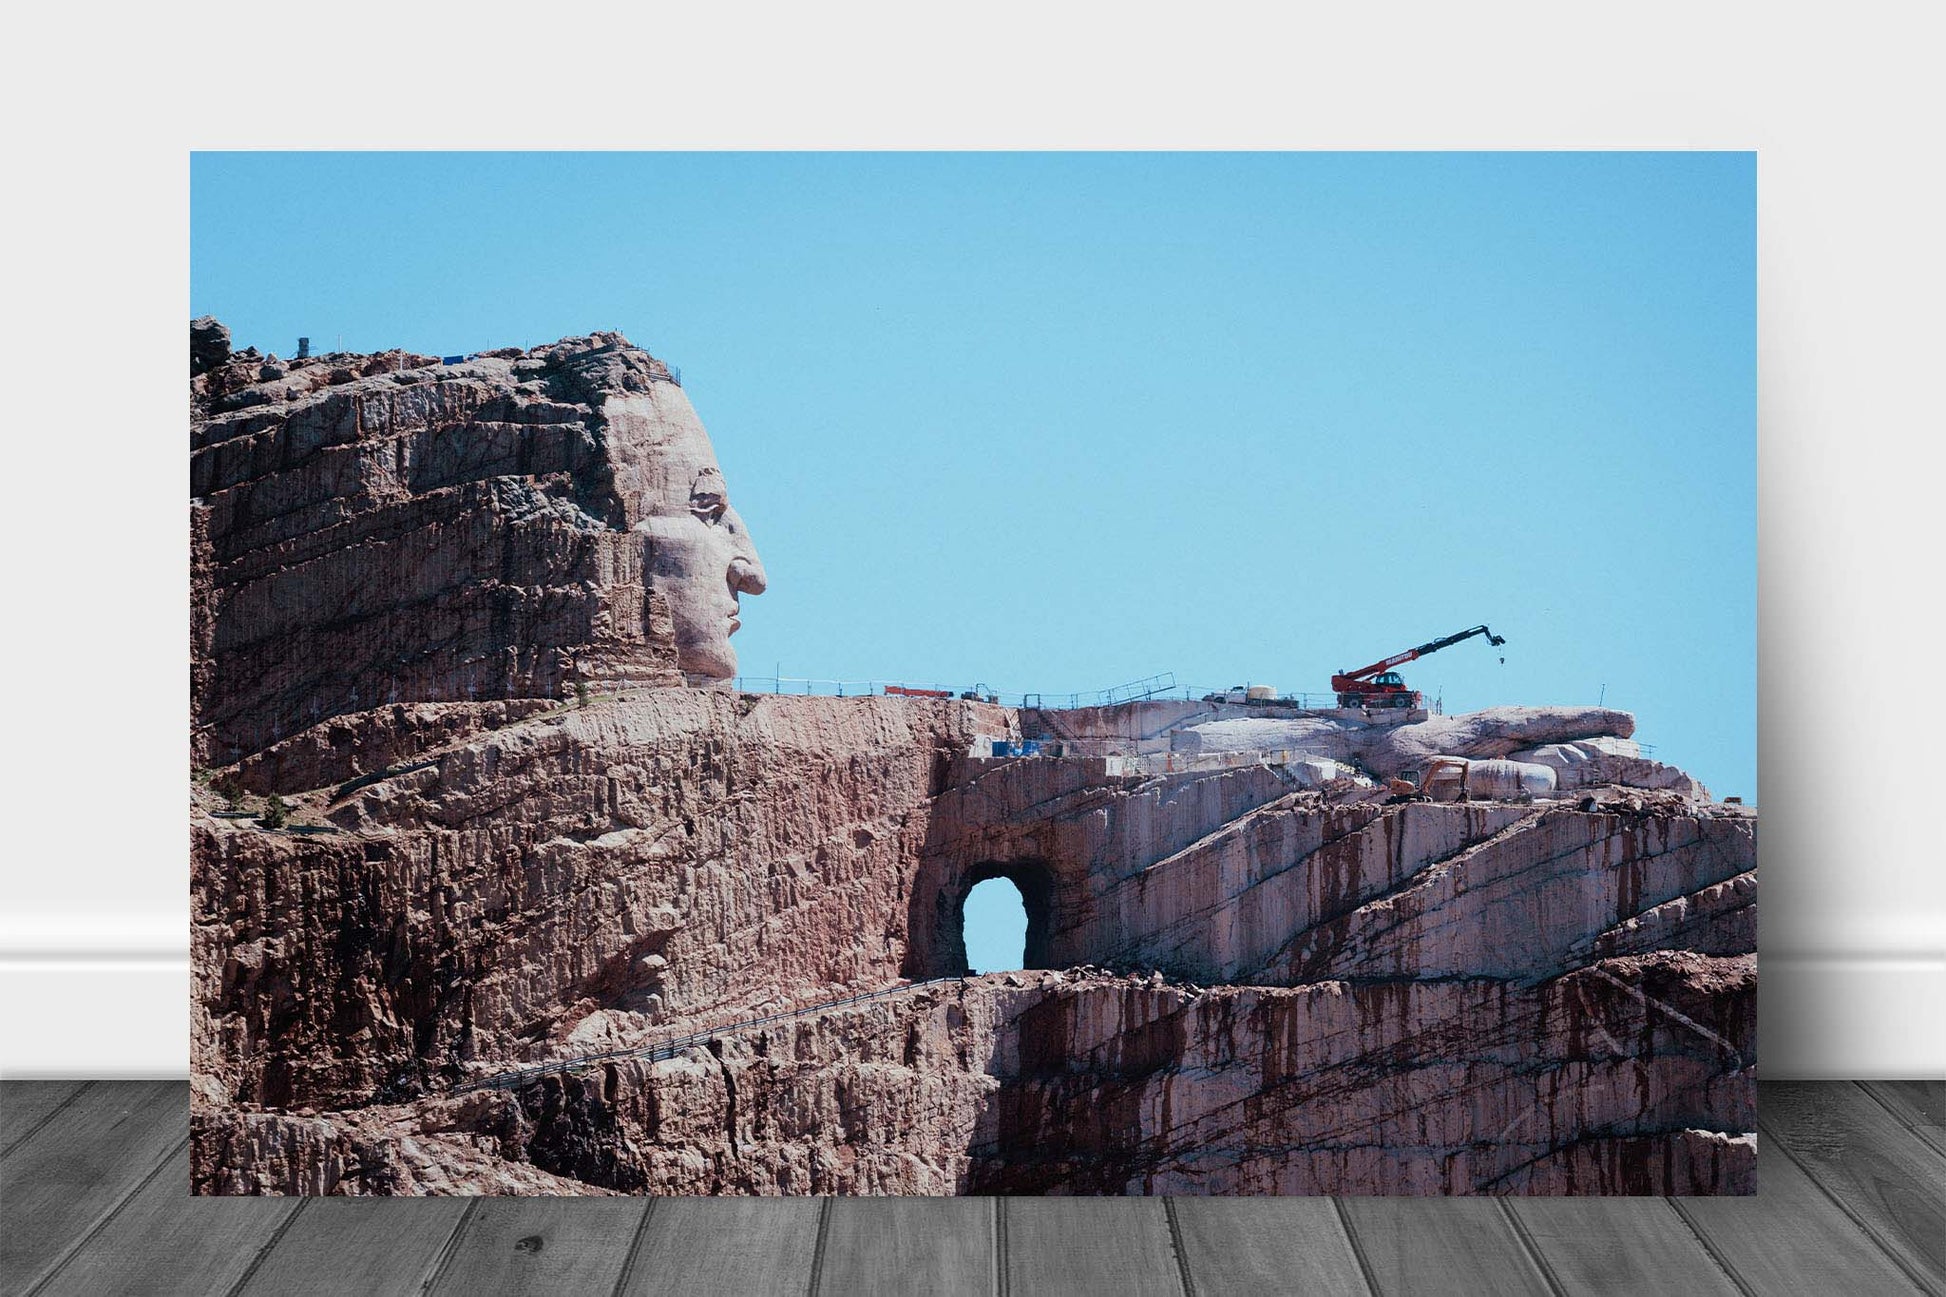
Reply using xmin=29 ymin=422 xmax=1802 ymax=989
xmin=575 ymin=681 xmax=591 ymax=709
xmin=261 ymin=794 xmax=288 ymax=829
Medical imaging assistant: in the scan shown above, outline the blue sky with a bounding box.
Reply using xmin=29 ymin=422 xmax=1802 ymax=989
xmin=195 ymin=154 xmax=1753 ymax=966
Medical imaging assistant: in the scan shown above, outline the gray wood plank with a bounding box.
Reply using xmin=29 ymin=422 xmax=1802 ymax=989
xmin=1676 ymin=1130 xmax=1926 ymax=1296
xmin=617 ymin=1198 xmax=822 ymax=1296
xmin=0 ymin=1081 xmax=89 ymax=1155
xmin=13 ymin=1080 xmax=1946 ymax=1297
xmin=1505 ymin=1197 xmax=1738 ymax=1296
xmin=816 ymin=1197 xmax=994 ymax=1297
xmin=1862 ymin=1080 xmax=1946 ymax=1157
xmin=1004 ymin=1199 xmax=1183 ymax=1297
xmin=426 ymin=1196 xmax=647 ymax=1296
xmin=1335 ymin=1198 xmax=1552 ymax=1297
xmin=0 ymin=1080 xmax=184 ymax=1292
xmin=1759 ymin=1080 xmax=1946 ymax=1291
xmin=234 ymin=1197 xmax=472 ymax=1296
xmin=1169 ymin=1197 xmax=1372 ymax=1296
xmin=1862 ymin=1079 xmax=1946 ymax=1123
xmin=33 ymin=1143 xmax=299 ymax=1297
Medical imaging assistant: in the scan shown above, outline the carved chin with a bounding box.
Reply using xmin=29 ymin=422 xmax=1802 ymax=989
xmin=677 ymin=637 xmax=737 ymax=681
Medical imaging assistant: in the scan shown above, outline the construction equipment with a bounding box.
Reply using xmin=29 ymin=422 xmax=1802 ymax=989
xmin=1408 ymin=756 xmax=1474 ymax=800
xmin=1201 ymin=684 xmax=1279 ymax=704
xmin=991 ymin=740 xmax=1048 ymax=758
xmin=1331 ymin=624 xmax=1506 ymax=709
xmin=1400 ymin=756 xmax=1555 ymax=802
xmin=1385 ymin=758 xmax=1469 ymax=803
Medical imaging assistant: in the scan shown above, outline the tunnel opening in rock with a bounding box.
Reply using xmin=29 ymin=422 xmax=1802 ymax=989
xmin=963 ymin=877 xmax=1029 ymax=973
xmin=950 ymin=861 xmax=1055 ymax=975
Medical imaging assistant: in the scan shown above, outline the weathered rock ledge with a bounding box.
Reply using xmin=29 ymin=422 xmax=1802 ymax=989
xmin=192 ymin=333 xmax=695 ymax=767
xmin=192 ymin=691 xmax=1755 ymax=1195
xmin=194 ymin=955 xmax=1753 ymax=1196
xmin=189 ymin=324 xmax=1754 ymax=1195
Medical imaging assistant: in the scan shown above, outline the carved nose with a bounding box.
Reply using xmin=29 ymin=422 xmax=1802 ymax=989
xmin=730 ymin=556 xmax=767 ymax=596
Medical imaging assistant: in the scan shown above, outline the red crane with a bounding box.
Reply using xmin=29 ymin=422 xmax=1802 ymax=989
xmin=1331 ymin=624 xmax=1506 ymax=709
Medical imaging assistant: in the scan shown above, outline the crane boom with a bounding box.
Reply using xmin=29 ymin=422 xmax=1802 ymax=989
xmin=1331 ymin=624 xmax=1507 ymax=709
xmin=1340 ymin=624 xmax=1506 ymax=683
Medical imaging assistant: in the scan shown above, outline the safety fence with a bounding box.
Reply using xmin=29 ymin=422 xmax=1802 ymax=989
xmin=1113 ymin=748 xmax=1358 ymax=779
xmin=434 ymin=351 xmax=681 ymax=386
xmin=729 ymin=674 xmax=1185 ymax=708
xmin=726 ymin=672 xmax=1357 ymax=712
xmin=452 ymin=977 xmax=963 ymax=1095
xmin=600 ymin=674 xmax=1588 ymax=723
xmin=1175 ymin=686 xmax=1346 ymax=710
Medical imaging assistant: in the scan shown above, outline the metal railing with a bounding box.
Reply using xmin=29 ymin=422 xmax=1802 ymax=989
xmin=1093 ymin=673 xmax=1178 ymax=704
xmin=430 ymin=350 xmax=681 ymax=387
xmin=720 ymin=675 xmax=1565 ymax=718
xmin=452 ymin=977 xmax=963 ymax=1095
xmin=1177 ymin=686 xmax=1345 ymax=710
xmin=1117 ymin=748 xmax=1357 ymax=778
xmin=727 ymin=672 xmax=1340 ymax=712
xmin=730 ymin=675 xmax=907 ymax=698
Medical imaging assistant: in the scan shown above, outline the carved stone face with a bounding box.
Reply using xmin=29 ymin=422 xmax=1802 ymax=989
xmin=618 ymin=392 xmax=768 ymax=683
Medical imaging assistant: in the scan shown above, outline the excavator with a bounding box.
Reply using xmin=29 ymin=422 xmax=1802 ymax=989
xmin=1331 ymin=624 xmax=1506 ymax=709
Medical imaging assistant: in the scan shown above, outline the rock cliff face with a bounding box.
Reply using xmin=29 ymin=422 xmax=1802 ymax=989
xmin=192 ymin=334 xmax=705 ymax=767
xmin=190 ymin=325 xmax=1755 ymax=1195
xmin=191 ymin=688 xmax=1755 ymax=1195
xmin=193 ymin=691 xmax=999 ymax=1112
xmin=195 ymin=956 xmax=1752 ymax=1196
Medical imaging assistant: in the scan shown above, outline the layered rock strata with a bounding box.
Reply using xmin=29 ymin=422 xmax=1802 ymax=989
xmin=192 ymin=334 xmax=703 ymax=767
xmin=194 ymin=956 xmax=1752 ymax=1197
xmin=191 ymin=692 xmax=1755 ymax=1195
xmin=190 ymin=325 xmax=1755 ymax=1195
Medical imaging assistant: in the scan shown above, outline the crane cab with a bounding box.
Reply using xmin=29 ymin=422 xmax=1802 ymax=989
xmin=1334 ymin=670 xmax=1422 ymax=709
xmin=1330 ymin=622 xmax=1502 ymax=710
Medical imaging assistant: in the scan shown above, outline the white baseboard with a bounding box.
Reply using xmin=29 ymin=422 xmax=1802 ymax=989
xmin=0 ymin=961 xmax=188 ymax=1077
xmin=1760 ymin=950 xmax=1946 ymax=1079
xmin=2 ymin=915 xmax=1939 ymax=1079
xmin=0 ymin=914 xmax=187 ymax=1078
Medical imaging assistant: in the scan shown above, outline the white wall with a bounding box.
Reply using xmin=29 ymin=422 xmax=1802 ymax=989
xmin=1 ymin=5 xmax=1940 ymax=1077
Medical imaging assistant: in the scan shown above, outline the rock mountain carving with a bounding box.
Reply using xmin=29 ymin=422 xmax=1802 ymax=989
xmin=192 ymin=330 xmax=763 ymax=768
xmin=190 ymin=327 xmax=1756 ymax=1195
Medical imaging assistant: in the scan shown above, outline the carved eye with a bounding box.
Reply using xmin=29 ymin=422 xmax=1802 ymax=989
xmin=690 ymin=491 xmax=727 ymax=525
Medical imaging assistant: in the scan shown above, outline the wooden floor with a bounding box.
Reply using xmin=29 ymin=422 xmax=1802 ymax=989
xmin=2 ymin=1082 xmax=1940 ymax=1296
